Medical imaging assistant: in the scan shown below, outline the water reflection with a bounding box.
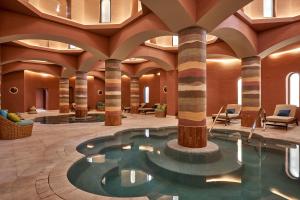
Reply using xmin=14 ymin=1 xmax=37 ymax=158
xmin=103 ymin=169 xmax=154 ymax=187
xmin=68 ymin=128 xmax=300 ymax=199
xmin=286 ymin=144 xmax=300 ymax=179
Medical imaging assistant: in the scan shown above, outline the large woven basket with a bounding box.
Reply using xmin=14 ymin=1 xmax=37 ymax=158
xmin=0 ymin=116 xmax=33 ymax=140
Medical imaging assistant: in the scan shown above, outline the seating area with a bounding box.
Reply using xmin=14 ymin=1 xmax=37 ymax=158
xmin=212 ymin=104 xmax=242 ymax=125
xmin=0 ymin=109 xmax=33 ymax=139
xmin=1 ymin=0 xmax=300 ymax=199
xmin=265 ymin=104 xmax=299 ymax=130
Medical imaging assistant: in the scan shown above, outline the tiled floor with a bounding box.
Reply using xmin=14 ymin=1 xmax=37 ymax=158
xmin=0 ymin=111 xmax=299 ymax=200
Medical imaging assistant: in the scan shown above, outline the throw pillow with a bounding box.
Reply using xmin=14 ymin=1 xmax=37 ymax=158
xmin=7 ymin=113 xmax=21 ymax=122
xmin=0 ymin=109 xmax=8 ymax=119
xmin=277 ymin=109 xmax=290 ymax=117
xmin=226 ymin=109 xmax=235 ymax=114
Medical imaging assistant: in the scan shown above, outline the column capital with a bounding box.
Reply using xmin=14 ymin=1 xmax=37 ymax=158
xmin=241 ymin=56 xmax=261 ymax=62
xmin=178 ymin=26 xmax=207 ymax=35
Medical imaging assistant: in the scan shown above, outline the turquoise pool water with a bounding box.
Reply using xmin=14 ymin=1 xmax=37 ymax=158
xmin=68 ymin=128 xmax=300 ymax=200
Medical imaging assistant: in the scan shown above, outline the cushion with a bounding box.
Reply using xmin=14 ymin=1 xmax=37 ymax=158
xmin=16 ymin=119 xmax=33 ymax=126
xmin=226 ymin=109 xmax=235 ymax=114
xmin=7 ymin=113 xmax=21 ymax=122
xmin=266 ymin=116 xmax=295 ymax=123
xmin=277 ymin=109 xmax=290 ymax=117
xmin=0 ymin=109 xmax=8 ymax=119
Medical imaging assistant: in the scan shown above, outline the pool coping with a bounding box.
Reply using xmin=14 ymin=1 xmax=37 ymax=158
xmin=42 ymin=126 xmax=299 ymax=200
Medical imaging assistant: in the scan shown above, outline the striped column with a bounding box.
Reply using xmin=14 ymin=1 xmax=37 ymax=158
xmin=178 ymin=27 xmax=207 ymax=148
xmin=75 ymin=71 xmax=88 ymax=118
xmin=241 ymin=56 xmax=261 ymax=127
xmin=59 ymin=78 xmax=69 ymax=113
xmin=105 ymin=59 xmax=122 ymax=126
xmin=130 ymin=77 xmax=139 ymax=114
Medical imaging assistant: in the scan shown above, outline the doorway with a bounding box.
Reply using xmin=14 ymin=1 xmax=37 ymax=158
xmin=36 ymin=88 xmax=48 ymax=110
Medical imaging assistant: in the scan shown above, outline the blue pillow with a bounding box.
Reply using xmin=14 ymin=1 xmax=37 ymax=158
xmin=0 ymin=109 xmax=8 ymax=119
xmin=226 ymin=109 xmax=235 ymax=114
xmin=277 ymin=109 xmax=290 ymax=117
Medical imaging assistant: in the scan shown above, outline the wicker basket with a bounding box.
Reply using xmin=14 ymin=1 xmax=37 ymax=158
xmin=0 ymin=116 xmax=33 ymax=140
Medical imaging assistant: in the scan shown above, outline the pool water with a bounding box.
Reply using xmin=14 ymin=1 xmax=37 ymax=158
xmin=34 ymin=113 xmax=105 ymax=124
xmin=68 ymin=128 xmax=300 ymax=200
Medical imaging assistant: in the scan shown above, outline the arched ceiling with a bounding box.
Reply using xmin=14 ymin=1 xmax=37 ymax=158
xmin=2 ymin=62 xmax=62 ymax=77
xmin=2 ymin=0 xmax=300 ymax=76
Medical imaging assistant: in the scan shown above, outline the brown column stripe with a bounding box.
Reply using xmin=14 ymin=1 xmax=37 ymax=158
xmin=75 ymin=71 xmax=88 ymax=117
xmin=178 ymin=26 xmax=207 ymax=148
xmin=241 ymin=56 xmax=261 ymax=111
xmin=105 ymin=59 xmax=121 ymax=126
xmin=59 ymin=78 xmax=69 ymax=113
xmin=130 ymin=77 xmax=139 ymax=113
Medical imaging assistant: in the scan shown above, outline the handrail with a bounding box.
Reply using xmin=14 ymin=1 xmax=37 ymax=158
xmin=209 ymin=106 xmax=224 ymax=135
xmin=248 ymin=107 xmax=266 ymax=140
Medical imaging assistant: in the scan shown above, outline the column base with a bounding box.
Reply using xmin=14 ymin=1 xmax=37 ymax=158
xmin=75 ymin=108 xmax=88 ymax=118
xmin=105 ymin=111 xmax=122 ymax=126
xmin=130 ymin=106 xmax=139 ymax=114
xmin=59 ymin=105 xmax=69 ymax=113
xmin=241 ymin=110 xmax=261 ymax=128
xmin=178 ymin=125 xmax=207 ymax=148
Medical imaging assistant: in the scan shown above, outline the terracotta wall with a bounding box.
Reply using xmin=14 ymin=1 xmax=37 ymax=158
xmin=166 ymin=70 xmax=178 ymax=115
xmin=121 ymin=75 xmax=130 ymax=107
xmin=139 ymin=73 xmax=161 ymax=107
xmin=24 ymin=70 xmax=59 ymax=111
xmin=262 ymin=54 xmax=300 ymax=119
xmin=206 ymin=61 xmax=241 ymax=116
xmin=2 ymin=71 xmax=25 ymax=112
xmin=88 ymin=77 xmax=105 ymax=109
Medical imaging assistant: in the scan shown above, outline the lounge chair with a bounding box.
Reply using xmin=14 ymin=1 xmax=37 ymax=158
xmin=0 ymin=115 xmax=33 ymax=140
xmin=138 ymin=103 xmax=146 ymax=113
xmin=139 ymin=103 xmax=159 ymax=115
xmin=212 ymin=104 xmax=241 ymax=125
xmin=265 ymin=104 xmax=298 ymax=130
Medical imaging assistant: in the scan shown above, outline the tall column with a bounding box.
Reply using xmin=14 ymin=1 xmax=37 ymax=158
xmin=59 ymin=78 xmax=69 ymax=113
xmin=241 ymin=56 xmax=261 ymax=127
xmin=178 ymin=27 xmax=207 ymax=148
xmin=105 ymin=59 xmax=122 ymax=126
xmin=75 ymin=71 xmax=88 ymax=118
xmin=130 ymin=77 xmax=139 ymax=114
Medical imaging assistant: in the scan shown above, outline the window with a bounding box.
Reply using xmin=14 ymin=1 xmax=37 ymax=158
xmin=263 ymin=0 xmax=274 ymax=18
xmin=287 ymin=73 xmax=300 ymax=107
xmin=238 ymin=78 xmax=242 ymax=105
xmin=100 ymin=0 xmax=111 ymax=23
xmin=172 ymin=36 xmax=179 ymax=46
xmin=56 ymin=2 xmax=61 ymax=13
xmin=144 ymin=86 xmax=149 ymax=103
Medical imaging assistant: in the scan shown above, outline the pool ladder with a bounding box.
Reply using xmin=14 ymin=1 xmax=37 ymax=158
xmin=209 ymin=105 xmax=224 ymax=136
xmin=247 ymin=107 xmax=266 ymax=141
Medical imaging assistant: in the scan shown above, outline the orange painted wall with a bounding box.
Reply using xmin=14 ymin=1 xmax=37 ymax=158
xmin=262 ymin=54 xmax=300 ymax=119
xmin=24 ymin=70 xmax=59 ymax=111
xmin=2 ymin=71 xmax=25 ymax=112
xmin=206 ymin=61 xmax=241 ymax=116
xmin=166 ymin=70 xmax=178 ymax=115
xmin=121 ymin=76 xmax=131 ymax=107
xmin=139 ymin=74 xmax=161 ymax=107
